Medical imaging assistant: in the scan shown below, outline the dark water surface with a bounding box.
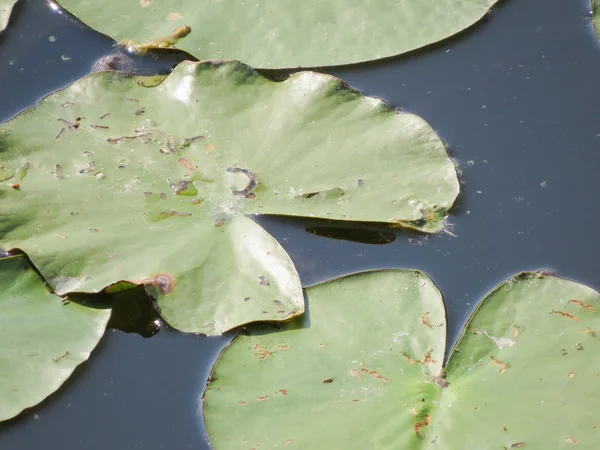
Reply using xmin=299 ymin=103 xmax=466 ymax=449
xmin=1 ymin=0 xmax=600 ymax=447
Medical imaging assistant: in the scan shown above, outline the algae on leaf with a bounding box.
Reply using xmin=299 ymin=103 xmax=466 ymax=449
xmin=0 ymin=255 xmax=110 ymax=422
xmin=204 ymin=271 xmax=600 ymax=449
xmin=55 ymin=0 xmax=499 ymax=68
xmin=0 ymin=60 xmax=459 ymax=334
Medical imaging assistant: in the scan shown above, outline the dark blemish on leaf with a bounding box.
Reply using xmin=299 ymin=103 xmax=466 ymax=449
xmin=190 ymin=198 xmax=203 ymax=205
xmin=561 ymin=348 xmax=568 ymax=356
xmin=297 ymin=186 xmax=345 ymax=200
xmin=422 ymin=312 xmax=441 ymax=328
xmin=201 ymin=322 xmax=215 ymax=329
xmin=58 ymin=118 xmax=79 ymax=132
xmin=181 ymin=135 xmax=204 ymax=147
xmin=169 ymin=179 xmax=198 ymax=196
xmin=429 ymin=373 xmax=449 ymax=389
xmin=414 ymin=415 xmax=431 ymax=437
xmin=79 ymin=161 xmax=96 ymax=174
xmin=143 ymin=273 xmax=175 ymax=294
xmin=61 ymin=102 xmax=74 ymax=108
xmin=580 ymin=327 xmax=597 ymax=337
xmin=244 ymin=297 xmax=251 ymax=302
xmin=54 ymin=128 xmax=66 ymax=143
xmin=535 ymin=269 xmax=556 ymax=277
xmin=214 ymin=218 xmax=225 ymax=227
xmin=118 ymin=165 xmax=125 ymax=169
xmin=569 ymin=299 xmax=597 ymax=312
xmin=227 ymin=167 xmax=259 ymax=197
xmin=126 ymin=98 xmax=140 ymax=103
xmin=134 ymin=107 xmax=145 ymax=116
xmin=94 ymin=172 xmax=104 ymax=179
xmin=576 ymin=343 xmax=584 ymax=351
xmin=358 ymin=179 xmax=364 ymax=186
xmin=360 ymin=368 xmax=389 ymax=382
xmin=83 ymin=151 xmax=92 ymax=157
xmin=491 ymin=357 xmax=510 ymax=373
xmin=322 ymin=378 xmax=334 ymax=384
xmin=238 ymin=401 xmax=247 ymax=406
xmin=143 ymin=192 xmax=153 ymax=196
xmin=245 ymin=192 xmax=256 ymax=199
xmin=178 ymin=158 xmax=196 ymax=171
xmin=90 ymin=124 xmax=109 ymax=130
xmin=551 ymin=310 xmax=578 ymax=322
xmin=259 ymin=276 xmax=270 ymax=287
xmin=90 ymin=228 xmax=99 ymax=233
xmin=160 ymin=193 xmax=167 ymax=200
xmin=100 ymin=113 xmax=110 ymax=120
xmin=277 ymin=343 xmax=290 ymax=350
xmin=52 ymin=351 xmax=70 ymax=362
xmin=11 ymin=184 xmax=20 ymax=190
xmin=256 ymin=396 xmax=269 ymax=402
xmin=510 ymin=442 xmax=526 ymax=448
xmin=274 ymin=300 xmax=284 ymax=309
xmin=159 ymin=210 xmax=192 ymax=218
xmin=107 ymin=133 xmax=152 ymax=144
xmin=282 ymin=439 xmax=292 ymax=445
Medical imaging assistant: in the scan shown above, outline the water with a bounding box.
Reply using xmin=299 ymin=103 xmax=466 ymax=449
xmin=1 ymin=0 xmax=600 ymax=447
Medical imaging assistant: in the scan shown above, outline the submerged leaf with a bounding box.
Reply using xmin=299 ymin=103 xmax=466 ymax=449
xmin=55 ymin=0 xmax=499 ymax=68
xmin=204 ymin=271 xmax=600 ymax=448
xmin=0 ymin=60 xmax=458 ymax=334
xmin=0 ymin=255 xmax=110 ymax=422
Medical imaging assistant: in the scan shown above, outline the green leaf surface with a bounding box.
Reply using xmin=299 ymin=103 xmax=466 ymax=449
xmin=204 ymin=271 xmax=600 ymax=449
xmin=0 ymin=60 xmax=458 ymax=334
xmin=56 ymin=0 xmax=499 ymax=68
xmin=0 ymin=255 xmax=110 ymax=422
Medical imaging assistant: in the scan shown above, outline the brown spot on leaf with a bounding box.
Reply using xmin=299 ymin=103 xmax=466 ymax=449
xmin=181 ymin=135 xmax=204 ymax=147
xmin=256 ymin=395 xmax=269 ymax=402
xmin=160 ymin=193 xmax=167 ymax=200
xmin=491 ymin=357 xmax=510 ymax=373
xmin=422 ymin=312 xmax=441 ymax=328
xmin=551 ymin=310 xmax=578 ymax=322
xmin=52 ymin=351 xmax=69 ymax=362
xmin=282 ymin=440 xmax=292 ymax=446
xmin=54 ymin=165 xmax=64 ymax=180
xmin=142 ymin=273 xmax=175 ymax=294
xmin=178 ymin=158 xmax=196 ymax=171
xmin=278 ymin=389 xmax=288 ymax=396
xmin=277 ymin=344 xmax=290 ymax=350
xmin=253 ymin=344 xmax=272 ymax=360
xmin=134 ymin=107 xmax=145 ymax=116
xmin=322 ymin=378 xmax=334 ymax=384
xmin=90 ymin=124 xmax=109 ymax=130
xmin=360 ymin=368 xmax=389 ymax=382
xmin=238 ymin=401 xmax=247 ymax=406
xmin=568 ymin=372 xmax=575 ymax=378
xmin=565 ymin=437 xmax=577 ymax=444
xmin=351 ymin=369 xmax=362 ymax=379
xmin=227 ymin=167 xmax=259 ymax=197
xmin=421 ymin=349 xmax=436 ymax=366
xmin=510 ymin=443 xmax=526 ymax=448
xmin=414 ymin=415 xmax=431 ymax=437
xmin=403 ymin=352 xmax=415 ymax=365
xmin=580 ymin=328 xmax=597 ymax=337
xmin=159 ymin=210 xmax=192 ymax=218
xmin=214 ymin=218 xmax=225 ymax=227
xmin=569 ymin=299 xmax=596 ymax=311
xmin=90 ymin=228 xmax=99 ymax=233
xmin=99 ymin=113 xmax=110 ymax=120
xmin=259 ymin=276 xmax=270 ymax=287
xmin=513 ymin=325 xmax=520 ymax=337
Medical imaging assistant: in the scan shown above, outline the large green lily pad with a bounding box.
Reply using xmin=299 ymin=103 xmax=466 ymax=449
xmin=0 ymin=254 xmax=110 ymax=422
xmin=0 ymin=60 xmax=459 ymax=334
xmin=204 ymin=271 xmax=600 ymax=448
xmin=55 ymin=0 xmax=499 ymax=68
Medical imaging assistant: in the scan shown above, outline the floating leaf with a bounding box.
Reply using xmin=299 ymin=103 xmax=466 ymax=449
xmin=0 ymin=255 xmax=110 ymax=422
xmin=0 ymin=60 xmax=458 ymax=334
xmin=204 ymin=271 xmax=600 ymax=448
xmin=55 ymin=0 xmax=499 ymax=68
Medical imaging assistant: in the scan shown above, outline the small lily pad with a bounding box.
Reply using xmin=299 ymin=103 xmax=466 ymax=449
xmin=204 ymin=271 xmax=600 ymax=448
xmin=0 ymin=60 xmax=458 ymax=334
xmin=0 ymin=255 xmax=110 ymax=422
xmin=55 ymin=0 xmax=499 ymax=68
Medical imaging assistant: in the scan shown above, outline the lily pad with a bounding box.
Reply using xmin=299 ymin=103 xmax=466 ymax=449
xmin=0 ymin=254 xmax=110 ymax=422
xmin=0 ymin=60 xmax=459 ymax=334
xmin=55 ymin=0 xmax=499 ymax=68
xmin=204 ymin=271 xmax=600 ymax=448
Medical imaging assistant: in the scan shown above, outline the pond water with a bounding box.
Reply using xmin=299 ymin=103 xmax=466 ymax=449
xmin=1 ymin=0 xmax=600 ymax=447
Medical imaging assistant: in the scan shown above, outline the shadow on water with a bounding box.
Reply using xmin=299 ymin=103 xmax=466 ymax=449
xmin=2 ymin=0 xmax=600 ymax=447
